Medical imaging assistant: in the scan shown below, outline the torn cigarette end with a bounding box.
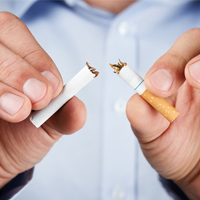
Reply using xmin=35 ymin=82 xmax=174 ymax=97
xmin=109 ymin=59 xmax=127 ymax=74
xmin=110 ymin=60 xmax=179 ymax=122
xmin=86 ymin=62 xmax=99 ymax=77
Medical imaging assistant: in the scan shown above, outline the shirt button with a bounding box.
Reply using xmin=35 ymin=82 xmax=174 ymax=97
xmin=64 ymin=0 xmax=75 ymax=6
xmin=111 ymin=185 xmax=126 ymax=200
xmin=118 ymin=21 xmax=129 ymax=36
xmin=114 ymin=100 xmax=126 ymax=114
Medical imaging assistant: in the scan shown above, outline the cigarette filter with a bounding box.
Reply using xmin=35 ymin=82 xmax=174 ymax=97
xmin=30 ymin=63 xmax=99 ymax=128
xmin=110 ymin=60 xmax=179 ymax=122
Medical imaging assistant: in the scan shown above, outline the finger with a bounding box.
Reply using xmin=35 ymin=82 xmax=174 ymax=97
xmin=0 ymin=42 xmax=53 ymax=110
xmin=126 ymin=94 xmax=170 ymax=143
xmin=0 ymin=82 xmax=31 ymax=122
xmin=42 ymin=96 xmax=87 ymax=138
xmin=144 ymin=28 xmax=200 ymax=98
xmin=185 ymin=54 xmax=200 ymax=89
xmin=0 ymin=12 xmax=63 ymax=98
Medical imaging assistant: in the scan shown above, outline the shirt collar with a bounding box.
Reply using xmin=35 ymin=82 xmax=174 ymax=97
xmin=5 ymin=0 xmax=197 ymax=18
xmin=7 ymin=0 xmax=78 ymax=18
xmin=141 ymin=0 xmax=198 ymax=4
xmin=6 ymin=0 xmax=38 ymax=18
xmin=64 ymin=0 xmax=79 ymax=6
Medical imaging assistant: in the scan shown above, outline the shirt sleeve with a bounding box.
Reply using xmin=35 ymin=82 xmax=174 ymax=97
xmin=0 ymin=168 xmax=34 ymax=200
xmin=159 ymin=176 xmax=189 ymax=200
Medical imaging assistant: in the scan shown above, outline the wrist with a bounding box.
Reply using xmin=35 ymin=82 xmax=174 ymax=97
xmin=0 ymin=168 xmax=17 ymax=190
xmin=0 ymin=176 xmax=16 ymax=189
xmin=175 ymin=172 xmax=200 ymax=200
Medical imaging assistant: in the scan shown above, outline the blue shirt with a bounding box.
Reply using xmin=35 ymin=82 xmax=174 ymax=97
xmin=0 ymin=0 xmax=200 ymax=199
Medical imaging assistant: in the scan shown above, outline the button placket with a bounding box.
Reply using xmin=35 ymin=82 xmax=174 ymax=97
xmin=111 ymin=185 xmax=127 ymax=200
xmin=114 ymin=100 xmax=127 ymax=114
xmin=101 ymin=19 xmax=139 ymax=200
xmin=118 ymin=21 xmax=129 ymax=36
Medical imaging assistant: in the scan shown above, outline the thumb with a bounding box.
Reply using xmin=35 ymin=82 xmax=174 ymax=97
xmin=42 ymin=96 xmax=87 ymax=138
xmin=145 ymin=28 xmax=200 ymax=98
xmin=126 ymin=93 xmax=169 ymax=144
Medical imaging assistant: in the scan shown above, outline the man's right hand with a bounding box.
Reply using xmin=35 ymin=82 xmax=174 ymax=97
xmin=0 ymin=12 xmax=87 ymax=188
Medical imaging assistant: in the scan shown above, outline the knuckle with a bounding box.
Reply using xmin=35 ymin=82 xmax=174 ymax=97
xmin=0 ymin=11 xmax=16 ymax=21
xmin=165 ymin=52 xmax=187 ymax=67
xmin=185 ymin=28 xmax=200 ymax=40
xmin=0 ymin=55 xmax=23 ymax=81
xmin=24 ymin=49 xmax=55 ymax=71
xmin=0 ymin=11 xmax=21 ymax=34
xmin=22 ymin=48 xmax=42 ymax=62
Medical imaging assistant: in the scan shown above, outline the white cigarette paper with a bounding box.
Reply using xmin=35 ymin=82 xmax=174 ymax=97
xmin=117 ymin=64 xmax=146 ymax=95
xmin=110 ymin=60 xmax=179 ymax=122
xmin=30 ymin=63 xmax=99 ymax=128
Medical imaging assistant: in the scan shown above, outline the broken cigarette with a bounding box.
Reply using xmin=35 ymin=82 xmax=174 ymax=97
xmin=110 ymin=60 xmax=179 ymax=122
xmin=30 ymin=62 xmax=99 ymax=128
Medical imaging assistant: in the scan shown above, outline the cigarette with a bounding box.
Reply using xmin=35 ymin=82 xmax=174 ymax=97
xmin=110 ymin=60 xmax=179 ymax=122
xmin=30 ymin=62 xmax=99 ymax=128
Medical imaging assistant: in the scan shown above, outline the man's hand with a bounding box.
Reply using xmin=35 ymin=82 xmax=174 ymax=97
xmin=126 ymin=28 xmax=200 ymax=200
xmin=0 ymin=12 xmax=86 ymax=188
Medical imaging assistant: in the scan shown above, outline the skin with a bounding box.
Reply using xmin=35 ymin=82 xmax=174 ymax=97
xmin=126 ymin=29 xmax=200 ymax=199
xmin=0 ymin=12 xmax=87 ymax=188
xmin=0 ymin=1 xmax=200 ymax=199
xmin=84 ymin=0 xmax=137 ymax=14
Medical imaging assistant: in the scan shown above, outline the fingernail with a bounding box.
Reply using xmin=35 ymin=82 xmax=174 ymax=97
xmin=41 ymin=71 xmax=59 ymax=92
xmin=23 ymin=78 xmax=47 ymax=103
xmin=189 ymin=61 xmax=200 ymax=83
xmin=0 ymin=93 xmax=24 ymax=116
xmin=149 ymin=69 xmax=173 ymax=91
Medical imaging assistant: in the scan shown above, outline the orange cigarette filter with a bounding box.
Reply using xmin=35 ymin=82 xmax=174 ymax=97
xmin=110 ymin=60 xmax=179 ymax=122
